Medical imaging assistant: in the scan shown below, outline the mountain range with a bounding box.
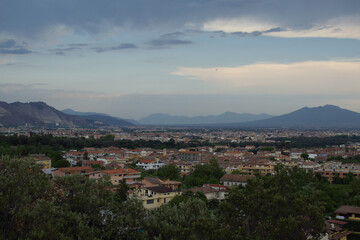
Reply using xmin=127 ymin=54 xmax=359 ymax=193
xmin=0 ymin=102 xmax=134 ymax=127
xmin=138 ymin=112 xmax=274 ymax=125
xmin=223 ymin=105 xmax=360 ymax=129
xmin=1 ymin=101 xmax=360 ymax=129
xmin=63 ymin=109 xmax=137 ymax=126
xmin=0 ymin=101 xmax=88 ymax=127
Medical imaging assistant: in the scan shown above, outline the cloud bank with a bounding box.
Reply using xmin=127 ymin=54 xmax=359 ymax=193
xmin=173 ymin=60 xmax=360 ymax=94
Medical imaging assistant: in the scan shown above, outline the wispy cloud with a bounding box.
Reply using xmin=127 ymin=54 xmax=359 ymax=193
xmin=172 ymin=60 xmax=360 ymax=95
xmin=94 ymin=43 xmax=137 ymax=52
xmin=147 ymin=39 xmax=192 ymax=48
xmin=202 ymin=16 xmax=360 ymax=40
xmin=0 ymin=39 xmax=32 ymax=54
xmin=67 ymin=43 xmax=88 ymax=47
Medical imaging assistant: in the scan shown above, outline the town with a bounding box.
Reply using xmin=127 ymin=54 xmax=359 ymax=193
xmin=1 ymin=126 xmax=360 ymax=239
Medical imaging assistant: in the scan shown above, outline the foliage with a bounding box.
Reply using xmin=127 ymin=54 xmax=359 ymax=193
xmin=144 ymin=198 xmax=219 ymax=240
xmin=183 ymin=158 xmax=224 ymax=188
xmin=218 ymin=166 xmax=326 ymax=240
xmin=301 ymin=153 xmax=309 ymax=160
xmin=116 ymin=178 xmax=129 ymax=202
xmin=0 ymin=156 xmax=146 ymax=240
xmin=157 ymin=164 xmax=180 ymax=181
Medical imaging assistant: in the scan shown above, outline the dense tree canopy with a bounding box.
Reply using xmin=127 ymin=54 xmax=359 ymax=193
xmin=2 ymin=155 xmax=360 ymax=239
xmin=218 ymin=166 xmax=326 ymax=240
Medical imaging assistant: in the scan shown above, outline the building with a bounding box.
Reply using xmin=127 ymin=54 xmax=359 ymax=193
xmin=135 ymin=186 xmax=178 ymax=210
xmin=237 ymin=162 xmax=274 ymax=176
xmin=335 ymin=206 xmax=360 ymax=221
xmin=136 ymin=177 xmax=181 ymax=190
xmin=136 ymin=159 xmax=165 ymax=170
xmin=52 ymin=166 xmax=94 ymax=177
xmin=178 ymin=151 xmax=201 ymax=161
xmin=186 ymin=184 xmax=226 ymax=201
xmin=101 ymin=168 xmax=141 ymax=185
xmin=220 ymin=174 xmax=249 ymax=187
xmin=176 ymin=163 xmax=193 ymax=175
xmin=33 ymin=155 xmax=52 ymax=169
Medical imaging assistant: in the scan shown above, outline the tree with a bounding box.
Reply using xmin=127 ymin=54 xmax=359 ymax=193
xmin=183 ymin=158 xmax=224 ymax=188
xmin=301 ymin=153 xmax=309 ymax=160
xmin=219 ymin=166 xmax=326 ymax=240
xmin=145 ymin=198 xmax=219 ymax=240
xmin=157 ymin=164 xmax=180 ymax=180
xmin=116 ymin=178 xmax=129 ymax=202
xmin=0 ymin=157 xmax=92 ymax=239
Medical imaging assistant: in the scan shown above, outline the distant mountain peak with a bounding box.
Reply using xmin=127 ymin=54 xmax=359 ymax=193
xmin=228 ymin=104 xmax=360 ymax=129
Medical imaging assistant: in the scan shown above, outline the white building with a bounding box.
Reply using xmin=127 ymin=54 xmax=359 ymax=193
xmin=136 ymin=159 xmax=165 ymax=170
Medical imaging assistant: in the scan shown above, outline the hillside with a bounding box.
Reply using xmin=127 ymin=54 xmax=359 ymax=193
xmin=228 ymin=105 xmax=360 ymax=129
xmin=0 ymin=101 xmax=88 ymax=127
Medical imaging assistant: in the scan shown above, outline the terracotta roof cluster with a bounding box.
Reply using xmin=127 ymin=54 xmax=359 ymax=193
xmin=102 ymin=168 xmax=140 ymax=175
xmin=335 ymin=205 xmax=360 ymax=215
xmin=57 ymin=166 xmax=93 ymax=172
xmin=139 ymin=159 xmax=156 ymax=164
xmin=331 ymin=231 xmax=352 ymax=240
xmin=143 ymin=177 xmax=163 ymax=185
xmin=220 ymin=174 xmax=249 ymax=183
xmin=146 ymin=186 xmax=174 ymax=193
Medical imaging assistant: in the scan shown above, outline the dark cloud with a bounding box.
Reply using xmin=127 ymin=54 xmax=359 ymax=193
xmin=148 ymin=39 xmax=193 ymax=48
xmin=1 ymin=0 xmax=358 ymax=37
xmin=94 ymin=43 xmax=138 ymax=53
xmin=48 ymin=47 xmax=81 ymax=52
xmin=0 ymin=39 xmax=16 ymax=48
xmin=0 ymin=48 xmax=31 ymax=54
xmin=67 ymin=43 xmax=88 ymax=47
xmin=161 ymin=32 xmax=186 ymax=40
xmin=231 ymin=27 xmax=286 ymax=37
xmin=0 ymin=39 xmax=32 ymax=54
xmin=110 ymin=43 xmax=137 ymax=50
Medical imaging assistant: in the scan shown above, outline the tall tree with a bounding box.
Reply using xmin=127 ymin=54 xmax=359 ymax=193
xmin=219 ymin=166 xmax=326 ymax=240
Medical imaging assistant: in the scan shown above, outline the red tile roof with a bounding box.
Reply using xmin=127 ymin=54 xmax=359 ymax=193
xmin=102 ymin=168 xmax=140 ymax=175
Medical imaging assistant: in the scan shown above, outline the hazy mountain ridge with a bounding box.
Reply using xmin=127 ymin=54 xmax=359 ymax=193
xmin=138 ymin=111 xmax=274 ymax=125
xmin=62 ymin=109 xmax=137 ymax=126
xmin=226 ymin=105 xmax=360 ymax=129
xmin=0 ymin=101 xmax=89 ymax=127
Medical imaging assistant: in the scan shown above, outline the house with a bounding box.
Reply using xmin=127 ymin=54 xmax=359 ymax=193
xmin=86 ymin=171 xmax=104 ymax=181
xmin=101 ymin=168 xmax=141 ymax=185
xmin=135 ymin=186 xmax=178 ymax=210
xmin=136 ymin=159 xmax=165 ymax=170
xmin=52 ymin=166 xmax=94 ymax=177
xmin=186 ymin=184 xmax=226 ymax=201
xmin=136 ymin=177 xmax=181 ymax=190
xmin=178 ymin=151 xmax=201 ymax=161
xmin=32 ymin=155 xmax=52 ymax=169
xmin=83 ymin=161 xmax=104 ymax=168
xmin=329 ymin=231 xmax=352 ymax=240
xmin=335 ymin=206 xmax=360 ymax=221
xmin=220 ymin=174 xmax=249 ymax=187
xmin=176 ymin=163 xmax=193 ymax=175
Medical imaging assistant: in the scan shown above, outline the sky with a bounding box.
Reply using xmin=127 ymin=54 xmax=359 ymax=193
xmin=1 ymin=0 xmax=360 ymax=120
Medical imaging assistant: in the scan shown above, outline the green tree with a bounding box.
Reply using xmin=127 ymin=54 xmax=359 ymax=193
xmin=145 ymin=198 xmax=218 ymax=240
xmin=0 ymin=157 xmax=92 ymax=240
xmin=116 ymin=178 xmax=129 ymax=202
xmin=301 ymin=153 xmax=309 ymax=160
xmin=219 ymin=166 xmax=326 ymax=240
xmin=157 ymin=164 xmax=180 ymax=180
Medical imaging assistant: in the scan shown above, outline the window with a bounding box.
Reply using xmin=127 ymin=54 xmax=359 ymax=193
xmin=164 ymin=198 xmax=167 ymax=203
xmin=147 ymin=199 xmax=154 ymax=204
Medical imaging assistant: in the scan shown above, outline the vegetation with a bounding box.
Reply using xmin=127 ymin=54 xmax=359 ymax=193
xmin=1 ymin=155 xmax=360 ymax=239
xmin=182 ymin=158 xmax=224 ymax=188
